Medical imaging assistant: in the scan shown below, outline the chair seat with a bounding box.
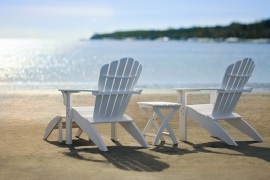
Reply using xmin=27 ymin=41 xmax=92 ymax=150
xmin=73 ymin=106 xmax=94 ymax=115
xmin=73 ymin=106 xmax=133 ymax=124
xmin=187 ymin=104 xmax=214 ymax=115
xmin=187 ymin=104 xmax=242 ymax=120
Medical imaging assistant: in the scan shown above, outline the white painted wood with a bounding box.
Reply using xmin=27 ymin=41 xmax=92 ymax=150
xmin=153 ymin=107 xmax=179 ymax=145
xmin=106 ymin=58 xmax=128 ymax=119
xmin=141 ymin=108 xmax=165 ymax=141
xmin=75 ymin=128 xmax=83 ymax=138
xmin=58 ymin=58 xmax=148 ymax=151
xmin=65 ymin=92 xmax=73 ymax=144
xmin=186 ymin=107 xmax=238 ymax=146
xmin=72 ymin=110 xmax=108 ymax=151
xmin=44 ymin=115 xmax=83 ymax=143
xmin=226 ymin=118 xmax=264 ymax=141
xmin=46 ymin=92 xmax=73 ymax=145
xmin=210 ymin=90 xmax=217 ymax=105
xmin=58 ymin=118 xmax=62 ymax=142
xmin=138 ymin=102 xmax=181 ymax=145
xmin=118 ymin=121 xmax=149 ymax=148
xmin=92 ymin=90 xmax=142 ymax=95
xmin=115 ymin=59 xmax=133 ymax=118
xmin=173 ymin=88 xmax=221 ymax=92
xmin=118 ymin=58 xmax=142 ymax=118
xmin=175 ymin=90 xmax=188 ymax=141
xmin=43 ymin=116 xmax=62 ymax=140
xmin=45 ymin=58 xmax=148 ymax=151
xmin=173 ymin=58 xmax=264 ymax=145
xmin=111 ymin=123 xmax=117 ymax=141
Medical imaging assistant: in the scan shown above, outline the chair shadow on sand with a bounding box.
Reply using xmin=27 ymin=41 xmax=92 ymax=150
xmin=46 ymin=138 xmax=270 ymax=171
xmin=151 ymin=140 xmax=270 ymax=163
xmin=46 ymin=139 xmax=172 ymax=172
xmin=189 ymin=140 xmax=270 ymax=162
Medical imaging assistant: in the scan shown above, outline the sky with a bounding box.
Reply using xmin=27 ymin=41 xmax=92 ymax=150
xmin=0 ymin=0 xmax=269 ymax=40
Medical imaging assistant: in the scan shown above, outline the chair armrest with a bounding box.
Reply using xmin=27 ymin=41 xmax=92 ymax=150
xmin=58 ymin=89 xmax=99 ymax=93
xmin=59 ymin=89 xmax=142 ymax=106
xmin=173 ymin=88 xmax=222 ymax=92
xmin=174 ymin=86 xmax=253 ymax=106
xmin=58 ymin=89 xmax=99 ymax=106
xmin=173 ymin=88 xmax=221 ymax=106
xmin=92 ymin=89 xmax=143 ymax=95
xmin=217 ymin=87 xmax=253 ymax=93
xmin=244 ymin=87 xmax=253 ymax=92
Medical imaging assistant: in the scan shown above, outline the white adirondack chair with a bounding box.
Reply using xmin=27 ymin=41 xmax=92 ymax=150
xmin=174 ymin=58 xmax=264 ymax=146
xmin=44 ymin=58 xmax=149 ymax=151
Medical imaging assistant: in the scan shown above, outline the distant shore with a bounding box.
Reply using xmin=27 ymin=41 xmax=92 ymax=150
xmin=88 ymin=37 xmax=270 ymax=44
xmin=90 ymin=19 xmax=270 ymax=43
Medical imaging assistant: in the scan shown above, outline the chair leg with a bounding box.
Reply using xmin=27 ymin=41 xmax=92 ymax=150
xmin=179 ymin=106 xmax=187 ymax=141
xmin=75 ymin=128 xmax=92 ymax=141
xmin=227 ymin=118 xmax=264 ymax=142
xmin=75 ymin=128 xmax=83 ymax=138
xmin=73 ymin=118 xmax=108 ymax=151
xmin=111 ymin=123 xmax=117 ymax=141
xmin=119 ymin=122 xmax=149 ymax=148
xmin=43 ymin=116 xmax=62 ymax=140
xmin=210 ymin=133 xmax=217 ymax=138
xmin=79 ymin=123 xmax=107 ymax=151
xmin=207 ymin=121 xmax=238 ymax=146
xmin=58 ymin=119 xmax=62 ymax=142
xmin=190 ymin=114 xmax=238 ymax=146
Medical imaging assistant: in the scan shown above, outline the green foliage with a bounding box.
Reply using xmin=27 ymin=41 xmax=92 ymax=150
xmin=90 ymin=19 xmax=270 ymax=40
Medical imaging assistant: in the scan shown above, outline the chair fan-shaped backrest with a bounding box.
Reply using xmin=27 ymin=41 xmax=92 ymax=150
xmin=93 ymin=57 xmax=142 ymax=121
xmin=212 ymin=58 xmax=255 ymax=116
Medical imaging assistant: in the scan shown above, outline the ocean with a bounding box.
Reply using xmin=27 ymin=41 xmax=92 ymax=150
xmin=0 ymin=39 xmax=270 ymax=92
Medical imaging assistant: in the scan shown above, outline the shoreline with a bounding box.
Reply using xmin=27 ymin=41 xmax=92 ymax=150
xmin=0 ymin=86 xmax=270 ymax=94
xmin=1 ymin=90 xmax=270 ymax=95
xmin=89 ymin=37 xmax=270 ymax=44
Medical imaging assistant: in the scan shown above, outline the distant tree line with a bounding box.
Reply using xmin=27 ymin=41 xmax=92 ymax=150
xmin=90 ymin=19 xmax=270 ymax=40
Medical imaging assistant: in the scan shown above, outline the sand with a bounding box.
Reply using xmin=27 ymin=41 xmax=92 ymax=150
xmin=0 ymin=92 xmax=270 ymax=180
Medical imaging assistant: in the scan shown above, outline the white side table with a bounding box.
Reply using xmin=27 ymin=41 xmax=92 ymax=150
xmin=137 ymin=102 xmax=181 ymax=145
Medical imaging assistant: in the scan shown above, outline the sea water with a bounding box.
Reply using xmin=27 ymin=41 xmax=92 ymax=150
xmin=0 ymin=39 xmax=270 ymax=92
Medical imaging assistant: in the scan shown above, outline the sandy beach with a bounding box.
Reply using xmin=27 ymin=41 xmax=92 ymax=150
xmin=0 ymin=91 xmax=270 ymax=180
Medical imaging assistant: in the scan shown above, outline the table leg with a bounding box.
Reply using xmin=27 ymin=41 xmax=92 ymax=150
xmin=141 ymin=107 xmax=165 ymax=141
xmin=153 ymin=108 xmax=178 ymax=145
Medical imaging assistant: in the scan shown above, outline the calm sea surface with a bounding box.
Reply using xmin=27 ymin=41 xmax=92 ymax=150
xmin=0 ymin=39 xmax=270 ymax=92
